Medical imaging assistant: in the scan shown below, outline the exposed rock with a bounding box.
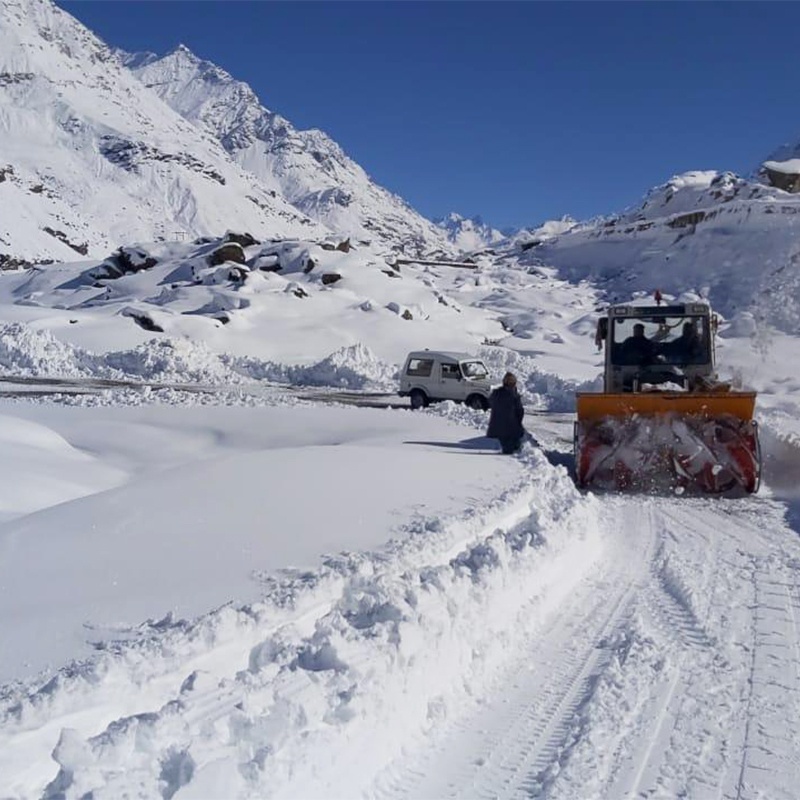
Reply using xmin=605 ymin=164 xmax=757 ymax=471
xmin=0 ymin=72 xmax=35 ymax=87
xmin=302 ymin=255 xmax=316 ymax=273
xmin=336 ymin=238 xmax=351 ymax=253
xmin=91 ymin=246 xmax=158 ymax=279
xmin=667 ymin=211 xmax=706 ymax=229
xmin=207 ymin=242 xmax=245 ymax=266
xmin=223 ymin=231 xmax=259 ymax=247
xmin=99 ymin=135 xmax=226 ymax=185
xmin=0 ymin=254 xmax=33 ymax=270
xmin=0 ymin=165 xmax=13 ymax=183
xmin=321 ymin=272 xmax=342 ymax=286
xmin=402 ymin=309 xmax=413 ymax=320
xmin=252 ymin=254 xmax=281 ymax=272
xmin=762 ymin=165 xmax=800 ymax=193
xmin=43 ymin=227 xmax=89 ymax=256
xmin=286 ymin=282 xmax=309 ymax=298
xmin=228 ymin=266 xmax=248 ymax=283
xmin=122 ymin=308 xmax=164 ymax=332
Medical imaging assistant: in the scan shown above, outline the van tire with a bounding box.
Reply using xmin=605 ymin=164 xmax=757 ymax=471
xmin=410 ymin=389 xmax=428 ymax=410
xmin=466 ymin=394 xmax=489 ymax=411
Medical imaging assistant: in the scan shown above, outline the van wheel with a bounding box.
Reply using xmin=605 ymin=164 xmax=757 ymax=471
xmin=410 ymin=389 xmax=428 ymax=410
xmin=466 ymin=394 xmax=489 ymax=411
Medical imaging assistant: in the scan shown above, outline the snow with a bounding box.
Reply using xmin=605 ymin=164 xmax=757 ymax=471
xmin=0 ymin=403 xmax=523 ymax=684
xmin=3 ymin=1 xmax=800 ymax=797
xmin=763 ymin=158 xmax=800 ymax=174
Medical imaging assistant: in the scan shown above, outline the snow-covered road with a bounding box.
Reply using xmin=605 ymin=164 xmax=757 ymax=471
xmin=373 ymin=492 xmax=800 ymax=800
xmin=2 ymin=399 xmax=800 ymax=799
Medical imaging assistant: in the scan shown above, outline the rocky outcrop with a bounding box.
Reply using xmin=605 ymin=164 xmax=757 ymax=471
xmin=206 ymin=242 xmax=245 ymax=266
xmin=90 ymin=246 xmax=158 ymax=280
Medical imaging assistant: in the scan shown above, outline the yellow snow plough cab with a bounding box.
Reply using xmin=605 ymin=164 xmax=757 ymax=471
xmin=575 ymin=300 xmax=761 ymax=494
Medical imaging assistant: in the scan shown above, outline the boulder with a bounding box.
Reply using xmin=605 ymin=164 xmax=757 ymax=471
xmin=207 ymin=242 xmax=246 ymax=267
xmin=302 ymin=255 xmax=317 ymax=273
xmin=90 ymin=246 xmax=157 ymax=280
xmin=321 ymin=272 xmax=342 ymax=286
xmin=224 ymin=231 xmax=260 ymax=247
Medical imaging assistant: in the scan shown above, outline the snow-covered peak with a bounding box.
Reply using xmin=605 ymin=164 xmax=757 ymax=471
xmin=434 ymin=213 xmax=505 ymax=251
xmin=0 ymin=0 xmax=326 ymax=263
xmin=128 ymin=46 xmax=453 ymax=256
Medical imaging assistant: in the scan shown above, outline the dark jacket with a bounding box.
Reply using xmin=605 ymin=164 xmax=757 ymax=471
xmin=486 ymin=385 xmax=525 ymax=441
xmin=620 ymin=335 xmax=656 ymax=366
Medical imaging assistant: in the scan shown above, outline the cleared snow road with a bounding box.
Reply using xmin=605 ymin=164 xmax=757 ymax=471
xmin=370 ymin=492 xmax=800 ymax=800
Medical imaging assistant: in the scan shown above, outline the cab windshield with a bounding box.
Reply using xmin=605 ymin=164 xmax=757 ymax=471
xmin=611 ymin=315 xmax=709 ymax=366
xmin=460 ymin=360 xmax=488 ymax=379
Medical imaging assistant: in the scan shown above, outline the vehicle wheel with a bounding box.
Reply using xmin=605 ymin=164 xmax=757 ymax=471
xmin=410 ymin=389 xmax=428 ymax=410
xmin=466 ymin=394 xmax=489 ymax=411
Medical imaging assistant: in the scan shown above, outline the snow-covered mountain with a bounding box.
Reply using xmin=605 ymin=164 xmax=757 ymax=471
xmin=0 ymin=0 xmax=331 ymax=266
xmin=512 ymin=169 xmax=800 ymax=333
xmin=125 ymin=45 xmax=453 ymax=258
xmin=434 ymin=212 xmax=505 ymax=251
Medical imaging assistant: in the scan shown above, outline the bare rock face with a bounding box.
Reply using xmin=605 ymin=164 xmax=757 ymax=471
xmin=207 ymin=242 xmax=246 ymax=266
xmin=43 ymin=227 xmax=89 ymax=256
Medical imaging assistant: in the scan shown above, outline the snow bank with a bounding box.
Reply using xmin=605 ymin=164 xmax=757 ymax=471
xmin=0 ymin=440 xmax=604 ymax=799
xmin=478 ymin=346 xmax=598 ymax=411
xmin=0 ymin=323 xmax=398 ymax=391
xmin=228 ymin=342 xmax=398 ymax=390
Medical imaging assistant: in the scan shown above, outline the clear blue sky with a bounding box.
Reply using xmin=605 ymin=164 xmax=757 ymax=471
xmin=58 ymin=1 xmax=800 ymax=231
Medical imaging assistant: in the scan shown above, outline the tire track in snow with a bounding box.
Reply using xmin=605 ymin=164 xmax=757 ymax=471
xmin=603 ymin=503 xmax=726 ymax=800
xmin=371 ymin=498 xmax=658 ymax=800
xmin=553 ymin=497 xmax=800 ymax=800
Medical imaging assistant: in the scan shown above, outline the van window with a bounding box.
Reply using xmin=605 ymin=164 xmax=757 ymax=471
xmin=406 ymin=358 xmax=433 ymax=377
xmin=442 ymin=363 xmax=461 ymax=380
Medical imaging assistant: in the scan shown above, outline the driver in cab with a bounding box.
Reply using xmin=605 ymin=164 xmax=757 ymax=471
xmin=620 ymin=323 xmax=656 ymax=365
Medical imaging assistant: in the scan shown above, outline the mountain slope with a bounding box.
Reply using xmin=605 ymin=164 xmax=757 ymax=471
xmin=0 ymin=0 xmax=326 ymax=265
xmin=126 ymin=46 xmax=453 ymax=257
xmin=514 ymin=170 xmax=800 ymax=332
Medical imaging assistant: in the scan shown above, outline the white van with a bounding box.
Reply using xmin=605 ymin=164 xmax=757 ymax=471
xmin=399 ymin=350 xmax=493 ymax=410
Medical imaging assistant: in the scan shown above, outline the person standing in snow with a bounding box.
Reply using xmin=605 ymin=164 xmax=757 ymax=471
xmin=487 ymin=371 xmax=526 ymax=454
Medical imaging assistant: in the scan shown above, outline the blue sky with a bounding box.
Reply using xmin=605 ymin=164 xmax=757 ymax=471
xmin=59 ymin=1 xmax=800 ymax=232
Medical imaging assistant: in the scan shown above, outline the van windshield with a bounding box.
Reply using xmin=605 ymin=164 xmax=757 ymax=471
xmin=460 ymin=360 xmax=488 ymax=379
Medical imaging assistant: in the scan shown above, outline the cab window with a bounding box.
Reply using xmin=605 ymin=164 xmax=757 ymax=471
xmin=406 ymin=358 xmax=433 ymax=377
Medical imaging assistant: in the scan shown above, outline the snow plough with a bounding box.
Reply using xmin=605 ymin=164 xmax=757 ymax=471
xmin=574 ymin=300 xmax=761 ymax=494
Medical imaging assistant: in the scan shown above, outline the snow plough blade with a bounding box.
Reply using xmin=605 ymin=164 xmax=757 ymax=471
xmin=574 ymin=392 xmax=761 ymax=494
